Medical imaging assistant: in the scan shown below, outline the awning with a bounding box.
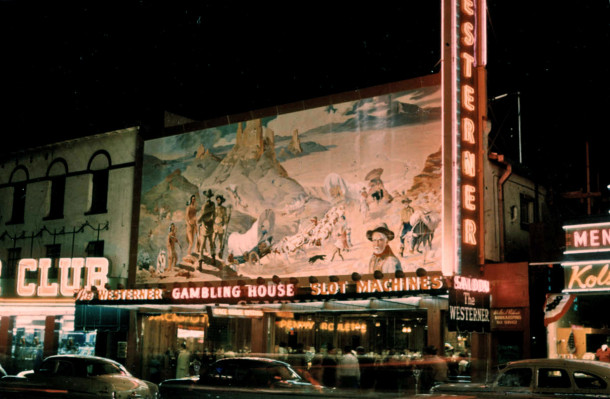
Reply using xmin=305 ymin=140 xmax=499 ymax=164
xmin=249 ymin=297 xmax=424 ymax=313
xmin=77 ymin=296 xmax=444 ymax=315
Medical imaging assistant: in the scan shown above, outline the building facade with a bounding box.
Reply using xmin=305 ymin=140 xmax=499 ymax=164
xmin=546 ymin=217 xmax=610 ymax=360
xmin=0 ymin=127 xmax=139 ymax=373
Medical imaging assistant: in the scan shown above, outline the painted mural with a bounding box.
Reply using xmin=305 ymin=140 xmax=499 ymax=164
xmin=136 ymin=83 xmax=442 ymax=285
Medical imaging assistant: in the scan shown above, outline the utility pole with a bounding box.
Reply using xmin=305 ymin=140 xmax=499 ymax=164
xmin=489 ymin=92 xmax=523 ymax=164
xmin=561 ymin=141 xmax=600 ymax=215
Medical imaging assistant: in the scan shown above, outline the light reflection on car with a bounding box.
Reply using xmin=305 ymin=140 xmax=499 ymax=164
xmin=159 ymin=357 xmax=332 ymax=399
xmin=430 ymin=358 xmax=610 ymax=398
xmin=0 ymin=354 xmax=159 ymax=399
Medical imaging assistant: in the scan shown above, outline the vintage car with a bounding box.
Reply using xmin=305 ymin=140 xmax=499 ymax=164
xmin=0 ymin=354 xmax=159 ymax=399
xmin=159 ymin=356 xmax=333 ymax=399
xmin=430 ymin=358 xmax=610 ymax=398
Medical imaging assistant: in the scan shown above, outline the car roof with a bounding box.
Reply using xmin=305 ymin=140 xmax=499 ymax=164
xmin=213 ymin=357 xmax=291 ymax=367
xmin=506 ymin=358 xmax=610 ymax=371
xmin=43 ymin=355 xmax=123 ymax=366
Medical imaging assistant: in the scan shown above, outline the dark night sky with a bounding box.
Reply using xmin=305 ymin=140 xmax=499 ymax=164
xmin=1 ymin=1 xmax=609 ymax=216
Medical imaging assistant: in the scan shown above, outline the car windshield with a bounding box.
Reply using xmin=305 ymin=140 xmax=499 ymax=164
xmin=268 ymin=364 xmax=300 ymax=381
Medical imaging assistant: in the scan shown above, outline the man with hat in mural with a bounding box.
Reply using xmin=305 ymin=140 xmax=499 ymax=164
xmin=366 ymin=223 xmax=402 ymax=274
xmin=399 ymin=197 xmax=415 ymax=257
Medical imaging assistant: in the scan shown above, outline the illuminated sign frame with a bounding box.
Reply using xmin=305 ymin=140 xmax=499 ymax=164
xmin=563 ymin=221 xmax=610 ymax=255
xmin=562 ymin=260 xmax=610 ymax=293
xmin=448 ymin=275 xmax=491 ymax=332
xmin=309 ymin=274 xmax=445 ymax=297
xmin=8 ymin=257 xmax=110 ymax=298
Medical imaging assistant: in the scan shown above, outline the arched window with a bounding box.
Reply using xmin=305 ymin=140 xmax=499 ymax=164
xmin=8 ymin=166 xmax=29 ymax=224
xmin=44 ymin=159 xmax=68 ymax=220
xmin=86 ymin=151 xmax=111 ymax=215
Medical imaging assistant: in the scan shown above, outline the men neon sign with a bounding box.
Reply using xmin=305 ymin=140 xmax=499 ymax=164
xmin=16 ymin=257 xmax=109 ymax=297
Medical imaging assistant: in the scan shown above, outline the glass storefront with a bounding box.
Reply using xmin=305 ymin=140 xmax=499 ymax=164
xmin=8 ymin=313 xmax=91 ymax=374
xmin=551 ymin=294 xmax=610 ymax=360
xmin=139 ymin=312 xmax=208 ymax=382
xmin=11 ymin=315 xmax=45 ymax=373
xmin=272 ymin=310 xmax=429 ymax=358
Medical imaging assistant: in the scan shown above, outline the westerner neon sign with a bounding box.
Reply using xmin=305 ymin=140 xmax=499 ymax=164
xmin=75 ymin=288 xmax=163 ymax=301
xmin=459 ymin=0 xmax=480 ymax=251
xmin=16 ymin=257 xmax=109 ymax=297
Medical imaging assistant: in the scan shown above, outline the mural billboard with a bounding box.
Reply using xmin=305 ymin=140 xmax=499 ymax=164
xmin=136 ymin=77 xmax=442 ymax=285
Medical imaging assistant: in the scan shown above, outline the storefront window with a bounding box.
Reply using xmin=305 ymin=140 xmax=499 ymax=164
xmin=140 ymin=312 xmax=210 ymax=383
xmin=273 ymin=311 xmax=428 ymax=359
xmin=11 ymin=316 xmax=45 ymax=373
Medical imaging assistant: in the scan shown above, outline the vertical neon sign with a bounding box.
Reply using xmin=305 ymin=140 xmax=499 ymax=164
xmin=443 ymin=0 xmax=486 ymax=276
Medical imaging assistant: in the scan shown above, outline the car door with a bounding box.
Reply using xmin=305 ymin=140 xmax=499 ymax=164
xmin=532 ymin=366 xmax=573 ymax=397
xmin=491 ymin=366 xmax=535 ymax=396
xmin=26 ymin=358 xmax=76 ymax=395
xmin=572 ymin=368 xmax=610 ymax=396
xmin=189 ymin=360 xmax=240 ymax=399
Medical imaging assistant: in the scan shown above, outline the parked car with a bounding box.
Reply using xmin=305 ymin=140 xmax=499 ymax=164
xmin=0 ymin=354 xmax=159 ymax=399
xmin=430 ymin=358 xmax=610 ymax=398
xmin=159 ymin=356 xmax=333 ymax=399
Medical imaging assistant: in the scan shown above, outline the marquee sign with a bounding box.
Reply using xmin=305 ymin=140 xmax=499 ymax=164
xmin=310 ymin=274 xmax=445 ymax=296
xmin=10 ymin=257 xmax=110 ymax=298
xmin=448 ymin=275 xmax=490 ymax=332
xmin=74 ymin=272 xmax=447 ymax=306
xmin=562 ymin=261 xmax=610 ymax=293
xmin=491 ymin=308 xmax=524 ymax=331
xmin=564 ymin=221 xmax=610 ymax=254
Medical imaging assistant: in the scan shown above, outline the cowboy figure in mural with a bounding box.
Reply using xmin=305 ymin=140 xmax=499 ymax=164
xmin=399 ymin=197 xmax=415 ymax=257
xmin=367 ymin=223 xmax=402 ymax=274
xmin=213 ymin=194 xmax=228 ymax=258
xmin=198 ymin=189 xmax=216 ymax=258
xmin=365 ymin=168 xmax=393 ymax=205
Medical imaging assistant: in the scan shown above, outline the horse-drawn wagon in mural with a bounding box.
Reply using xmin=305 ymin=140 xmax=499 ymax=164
xmin=227 ymin=209 xmax=275 ymax=266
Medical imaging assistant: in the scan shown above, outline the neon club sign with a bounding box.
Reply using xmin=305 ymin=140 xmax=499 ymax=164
xmin=13 ymin=257 xmax=110 ymax=297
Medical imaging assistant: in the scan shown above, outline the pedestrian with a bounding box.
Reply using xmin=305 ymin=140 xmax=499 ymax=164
xmin=321 ymin=344 xmax=338 ymax=388
xmin=419 ymin=345 xmax=448 ymax=391
xmin=337 ymin=345 xmax=360 ymax=389
xmin=356 ymin=346 xmax=376 ymax=392
xmin=176 ymin=342 xmax=191 ymax=378
xmin=596 ymin=343 xmax=610 ymax=362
